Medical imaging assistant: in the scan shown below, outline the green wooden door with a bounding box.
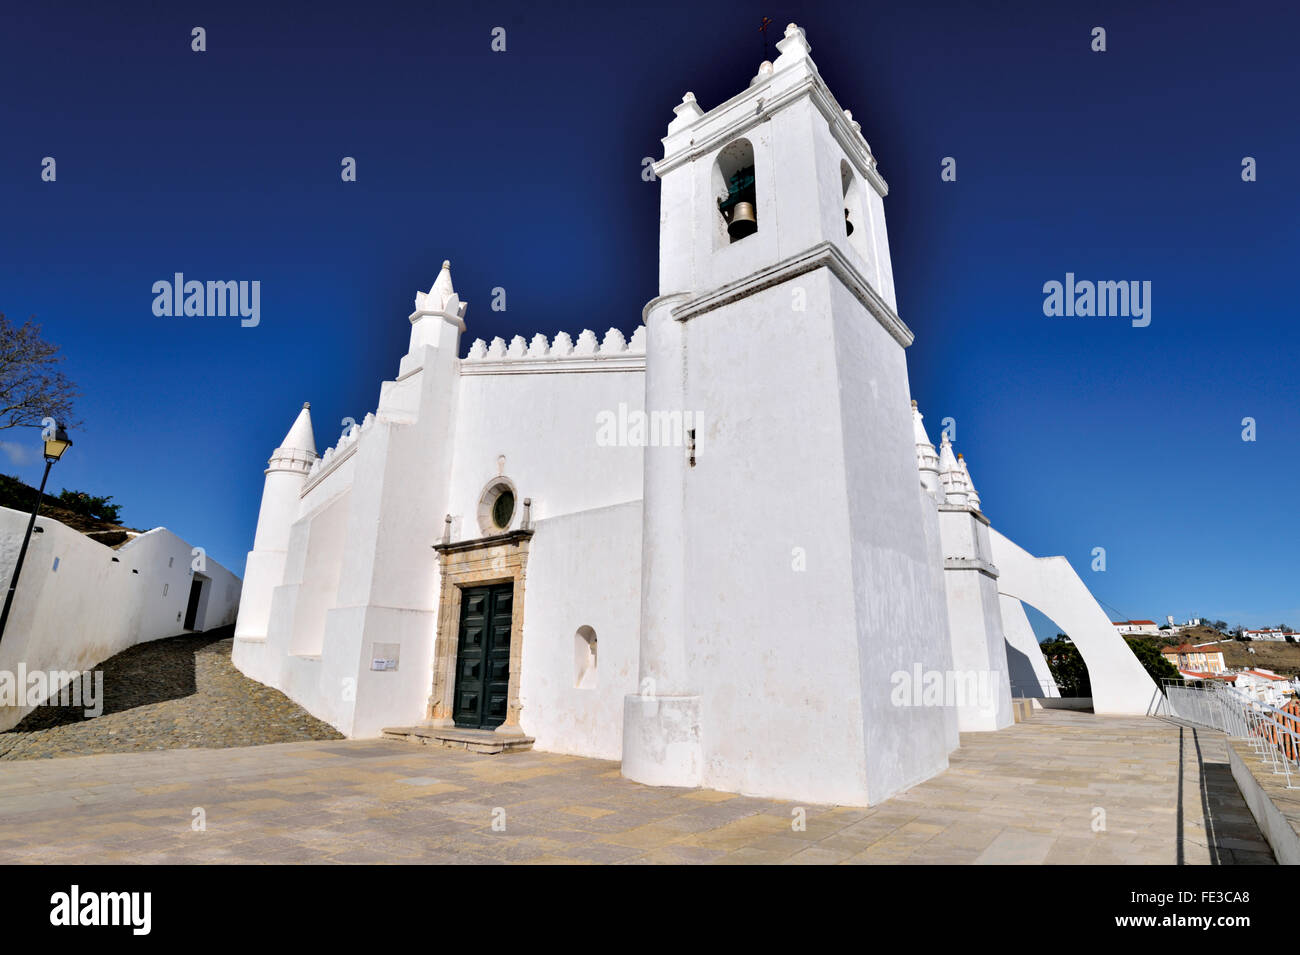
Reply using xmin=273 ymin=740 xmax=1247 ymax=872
xmin=452 ymin=583 xmax=513 ymax=729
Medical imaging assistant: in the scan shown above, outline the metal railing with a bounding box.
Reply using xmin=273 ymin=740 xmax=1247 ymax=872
xmin=1009 ymin=676 xmax=1063 ymax=699
xmin=1161 ymin=678 xmax=1300 ymax=789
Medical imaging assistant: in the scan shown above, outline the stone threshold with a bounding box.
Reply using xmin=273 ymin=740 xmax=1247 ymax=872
xmin=382 ymin=724 xmax=535 ymax=754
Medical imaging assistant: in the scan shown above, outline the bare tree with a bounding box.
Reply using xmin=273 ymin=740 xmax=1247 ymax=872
xmin=0 ymin=313 xmax=79 ymax=432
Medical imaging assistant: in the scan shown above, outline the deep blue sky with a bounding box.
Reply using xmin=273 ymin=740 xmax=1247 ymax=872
xmin=2 ymin=0 xmax=1296 ymax=637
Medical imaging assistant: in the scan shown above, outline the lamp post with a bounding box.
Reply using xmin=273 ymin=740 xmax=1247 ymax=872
xmin=0 ymin=424 xmax=72 ymax=645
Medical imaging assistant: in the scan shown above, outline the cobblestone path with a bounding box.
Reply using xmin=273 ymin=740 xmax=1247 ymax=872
xmin=0 ymin=626 xmax=342 ymax=760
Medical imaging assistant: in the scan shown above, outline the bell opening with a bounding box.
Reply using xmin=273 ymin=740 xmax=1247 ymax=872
xmin=844 ymin=208 xmax=855 ymax=237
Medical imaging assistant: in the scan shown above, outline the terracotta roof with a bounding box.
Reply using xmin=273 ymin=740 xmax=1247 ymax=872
xmin=1162 ymin=643 xmax=1221 ymax=655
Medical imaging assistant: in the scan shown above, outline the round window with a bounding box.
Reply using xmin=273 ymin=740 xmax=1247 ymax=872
xmin=492 ymin=489 xmax=515 ymax=529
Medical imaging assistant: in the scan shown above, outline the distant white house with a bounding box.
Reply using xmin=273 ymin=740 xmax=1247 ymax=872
xmin=1234 ymin=668 xmax=1293 ymax=706
xmin=1113 ymin=619 xmax=1161 ymax=636
xmin=1242 ymin=628 xmax=1292 ymax=642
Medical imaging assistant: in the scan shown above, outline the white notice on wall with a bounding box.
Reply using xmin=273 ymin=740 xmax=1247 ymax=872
xmin=371 ymin=642 xmax=400 ymax=671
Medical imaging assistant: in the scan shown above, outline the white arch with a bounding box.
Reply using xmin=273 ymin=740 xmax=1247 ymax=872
xmin=988 ymin=528 xmax=1161 ymax=715
xmin=999 ymin=594 xmax=1058 ymax=698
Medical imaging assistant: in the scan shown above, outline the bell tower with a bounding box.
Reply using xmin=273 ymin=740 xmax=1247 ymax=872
xmin=623 ymin=24 xmax=958 ymax=806
xmin=654 ymin=23 xmax=898 ymax=311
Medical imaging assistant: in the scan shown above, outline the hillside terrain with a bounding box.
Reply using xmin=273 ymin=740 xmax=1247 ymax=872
xmin=0 ymin=473 xmax=140 ymax=546
xmin=1157 ymin=625 xmax=1300 ymax=677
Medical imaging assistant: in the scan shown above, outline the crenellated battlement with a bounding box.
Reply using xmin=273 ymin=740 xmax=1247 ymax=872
xmin=294 ymin=414 xmax=377 ymax=499
xmin=460 ymin=326 xmax=646 ymax=375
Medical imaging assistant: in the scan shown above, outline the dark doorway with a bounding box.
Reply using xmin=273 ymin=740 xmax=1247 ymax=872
xmin=452 ymin=583 xmax=513 ymax=729
xmin=183 ymin=578 xmax=204 ymax=631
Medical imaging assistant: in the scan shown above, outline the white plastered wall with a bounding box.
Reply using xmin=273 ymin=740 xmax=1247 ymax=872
xmin=670 ymin=274 xmax=954 ymax=806
xmin=517 ymin=500 xmax=642 ymax=759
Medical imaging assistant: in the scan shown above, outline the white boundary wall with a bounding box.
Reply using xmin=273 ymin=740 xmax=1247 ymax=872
xmin=0 ymin=506 xmax=241 ymax=731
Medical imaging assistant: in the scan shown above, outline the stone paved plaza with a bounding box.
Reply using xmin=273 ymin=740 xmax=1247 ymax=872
xmin=0 ymin=710 xmax=1274 ymax=864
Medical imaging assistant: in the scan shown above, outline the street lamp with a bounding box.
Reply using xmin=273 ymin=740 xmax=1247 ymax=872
xmin=0 ymin=424 xmax=73 ymax=645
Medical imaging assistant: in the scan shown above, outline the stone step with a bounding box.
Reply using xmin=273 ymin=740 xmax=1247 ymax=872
xmin=382 ymin=724 xmax=534 ymax=754
xmin=1010 ymin=699 xmax=1034 ymax=723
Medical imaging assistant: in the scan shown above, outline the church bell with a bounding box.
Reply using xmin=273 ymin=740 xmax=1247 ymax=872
xmin=727 ymin=201 xmax=758 ymax=239
xmin=844 ymin=208 xmax=854 ymax=237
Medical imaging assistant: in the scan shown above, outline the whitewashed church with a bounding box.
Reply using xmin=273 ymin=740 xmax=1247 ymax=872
xmin=233 ymin=24 xmax=1159 ymax=806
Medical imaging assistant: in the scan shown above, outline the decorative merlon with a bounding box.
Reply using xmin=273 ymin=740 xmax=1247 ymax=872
xmin=912 ymin=400 xmax=939 ymax=474
xmin=668 ymin=91 xmax=704 ymax=135
xmin=937 ymin=433 xmax=969 ymax=506
xmin=958 ymin=453 xmax=982 ymax=510
xmin=842 ymin=109 xmax=869 ymax=152
xmin=302 ymin=410 xmax=377 ymax=487
xmin=461 ymin=326 xmax=647 ymax=375
xmin=773 ymin=21 xmax=811 ymax=66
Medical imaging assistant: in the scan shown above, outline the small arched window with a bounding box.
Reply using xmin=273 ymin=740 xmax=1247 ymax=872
xmin=574 ymin=626 xmax=597 ymax=688
xmin=714 ymin=138 xmax=757 ymax=244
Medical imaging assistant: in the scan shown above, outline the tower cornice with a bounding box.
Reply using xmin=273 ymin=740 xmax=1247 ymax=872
xmin=669 ymin=239 xmax=913 ymax=347
xmin=407 ymin=306 xmax=466 ymax=332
